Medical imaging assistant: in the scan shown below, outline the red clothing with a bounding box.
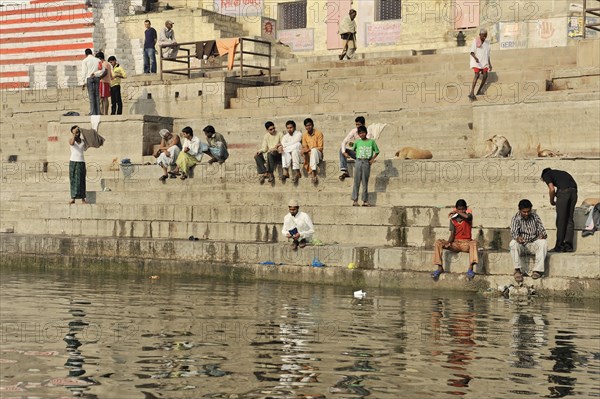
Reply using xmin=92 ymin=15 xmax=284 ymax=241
xmin=451 ymin=218 xmax=472 ymax=240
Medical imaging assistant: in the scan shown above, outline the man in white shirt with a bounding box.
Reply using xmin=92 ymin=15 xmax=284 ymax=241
xmin=80 ymin=48 xmax=103 ymax=115
xmin=338 ymin=9 xmax=357 ymax=60
xmin=158 ymin=20 xmax=179 ymax=59
xmin=175 ymin=126 xmax=203 ymax=180
xmin=279 ymin=120 xmax=303 ymax=183
xmin=468 ymin=28 xmax=492 ymax=100
xmin=339 ymin=116 xmax=372 ymax=181
xmin=282 ymin=199 xmax=315 ymax=250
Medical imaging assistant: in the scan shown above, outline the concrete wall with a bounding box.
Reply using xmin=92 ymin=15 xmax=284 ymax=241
xmin=46 ymin=115 xmax=173 ymax=169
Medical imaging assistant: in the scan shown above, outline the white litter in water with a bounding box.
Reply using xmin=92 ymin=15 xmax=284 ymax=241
xmin=354 ymin=290 xmax=366 ymax=299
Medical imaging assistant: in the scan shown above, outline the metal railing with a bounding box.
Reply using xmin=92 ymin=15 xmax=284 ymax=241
xmin=159 ymin=37 xmax=272 ymax=81
xmin=583 ymin=0 xmax=600 ymax=38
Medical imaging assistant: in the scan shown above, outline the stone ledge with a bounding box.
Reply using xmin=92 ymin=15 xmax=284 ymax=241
xmin=1 ymin=235 xmax=598 ymax=298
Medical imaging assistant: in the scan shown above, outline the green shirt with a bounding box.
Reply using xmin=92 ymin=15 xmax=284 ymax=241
xmin=352 ymin=139 xmax=379 ymax=160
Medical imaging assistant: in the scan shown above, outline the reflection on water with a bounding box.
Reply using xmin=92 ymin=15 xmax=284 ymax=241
xmin=0 ymin=266 xmax=599 ymax=398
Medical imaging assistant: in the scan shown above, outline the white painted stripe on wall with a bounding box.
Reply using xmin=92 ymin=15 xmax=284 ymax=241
xmin=1 ymin=27 xmax=92 ymax=39
xmin=2 ymin=48 xmax=89 ymax=60
xmin=1 ymin=37 xmax=92 ymax=49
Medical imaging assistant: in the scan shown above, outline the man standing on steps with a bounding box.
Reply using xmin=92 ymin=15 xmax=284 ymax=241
xmin=282 ymin=199 xmax=315 ymax=251
xmin=158 ymin=20 xmax=178 ymax=60
xmin=108 ymin=56 xmax=126 ymax=115
xmin=510 ymin=199 xmax=548 ymax=281
xmin=541 ymin=168 xmax=578 ymax=252
xmin=339 ymin=116 xmax=370 ymax=181
xmin=346 ymin=125 xmax=379 ymax=207
xmin=143 ymin=20 xmax=157 ymax=74
xmin=96 ymin=52 xmax=112 ymax=115
xmin=468 ymin=28 xmax=492 ymax=101
xmin=338 ymin=9 xmax=357 ymax=60
xmin=80 ymin=49 xmax=102 ymax=115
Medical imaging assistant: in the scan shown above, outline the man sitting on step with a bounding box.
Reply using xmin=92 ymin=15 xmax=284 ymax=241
xmin=254 ymin=121 xmax=283 ymax=184
xmin=155 ymin=128 xmax=181 ymax=181
xmin=279 ymin=120 xmax=303 ymax=183
xmin=174 ymin=126 xmax=203 ymax=180
xmin=509 ymin=199 xmax=548 ymax=281
xmin=301 ymin=118 xmax=324 ymax=185
xmin=431 ymin=199 xmax=479 ymax=281
xmin=202 ymin=125 xmax=229 ymax=164
xmin=282 ymin=199 xmax=315 ymax=251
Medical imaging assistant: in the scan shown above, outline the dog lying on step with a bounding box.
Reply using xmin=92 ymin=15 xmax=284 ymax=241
xmin=536 ymin=144 xmax=563 ymax=157
xmin=395 ymin=147 xmax=433 ymax=159
xmin=483 ymin=135 xmax=512 ymax=158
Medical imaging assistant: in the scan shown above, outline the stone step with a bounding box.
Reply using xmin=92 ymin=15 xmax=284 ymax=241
xmin=281 ymin=46 xmax=577 ymax=74
xmin=1 ymin=183 xmax=597 ymax=220
xmin=3 ymin=158 xmax=596 ymax=186
xmin=0 ymin=208 xmax=600 ymax=253
xmin=1 ymin=201 xmax=592 ymax=233
xmin=230 ymin=81 xmax=548 ymax=110
xmin=2 ymin=234 xmax=597 ymax=282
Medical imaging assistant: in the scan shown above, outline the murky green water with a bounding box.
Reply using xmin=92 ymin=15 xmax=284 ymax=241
xmin=1 ymin=267 xmax=599 ymax=398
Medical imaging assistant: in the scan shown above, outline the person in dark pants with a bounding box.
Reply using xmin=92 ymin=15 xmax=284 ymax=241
xmin=254 ymin=121 xmax=283 ymax=184
xmin=143 ymin=20 xmax=157 ymax=73
xmin=541 ymin=168 xmax=578 ymax=252
xmin=108 ymin=56 xmax=126 ymax=115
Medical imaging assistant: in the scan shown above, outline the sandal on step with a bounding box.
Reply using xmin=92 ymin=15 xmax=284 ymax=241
xmin=431 ymin=269 xmax=444 ymax=280
xmin=466 ymin=269 xmax=476 ymax=280
xmin=514 ymin=270 xmax=523 ymax=283
xmin=531 ymin=271 xmax=543 ymax=280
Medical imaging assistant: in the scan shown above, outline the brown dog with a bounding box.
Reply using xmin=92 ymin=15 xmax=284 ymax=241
xmin=483 ymin=135 xmax=512 ymax=158
xmin=395 ymin=147 xmax=433 ymax=159
xmin=582 ymin=198 xmax=600 ymax=207
xmin=536 ymin=144 xmax=563 ymax=157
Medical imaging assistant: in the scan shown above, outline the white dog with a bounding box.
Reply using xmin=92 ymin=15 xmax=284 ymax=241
xmin=483 ymin=135 xmax=512 ymax=158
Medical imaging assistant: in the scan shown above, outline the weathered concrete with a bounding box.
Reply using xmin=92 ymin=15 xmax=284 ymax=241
xmin=1 ymin=234 xmax=598 ymax=299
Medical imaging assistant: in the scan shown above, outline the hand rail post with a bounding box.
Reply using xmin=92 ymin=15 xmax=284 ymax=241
xmin=240 ymin=38 xmax=244 ymax=78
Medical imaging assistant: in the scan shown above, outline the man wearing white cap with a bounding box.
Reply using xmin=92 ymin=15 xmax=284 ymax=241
xmin=158 ymin=20 xmax=179 ymax=59
xmin=155 ymin=128 xmax=181 ymax=181
xmin=282 ymin=199 xmax=315 ymax=250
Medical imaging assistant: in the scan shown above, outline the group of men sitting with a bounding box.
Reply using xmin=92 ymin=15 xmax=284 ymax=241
xmin=155 ymin=120 xmax=579 ymax=282
xmin=155 ymin=125 xmax=229 ymax=181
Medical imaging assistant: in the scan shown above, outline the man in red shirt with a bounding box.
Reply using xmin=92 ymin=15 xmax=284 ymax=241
xmin=431 ymin=199 xmax=479 ymax=281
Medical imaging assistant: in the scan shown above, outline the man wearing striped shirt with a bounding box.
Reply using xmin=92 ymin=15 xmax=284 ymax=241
xmin=509 ymin=199 xmax=548 ymax=281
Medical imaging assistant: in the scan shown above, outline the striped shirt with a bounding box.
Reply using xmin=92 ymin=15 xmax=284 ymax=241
xmin=510 ymin=212 xmax=547 ymax=243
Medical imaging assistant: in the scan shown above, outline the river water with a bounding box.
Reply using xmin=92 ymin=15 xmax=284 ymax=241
xmin=0 ymin=266 xmax=598 ymax=398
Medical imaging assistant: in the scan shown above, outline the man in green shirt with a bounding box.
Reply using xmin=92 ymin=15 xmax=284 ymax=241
xmin=344 ymin=125 xmax=379 ymax=206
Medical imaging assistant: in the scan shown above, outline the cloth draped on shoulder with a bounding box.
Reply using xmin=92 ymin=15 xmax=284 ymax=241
xmin=81 ymin=115 xmax=105 ymax=150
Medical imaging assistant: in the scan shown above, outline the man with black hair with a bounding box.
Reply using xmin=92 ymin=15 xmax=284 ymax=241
xmin=254 ymin=121 xmax=283 ymax=184
xmin=339 ymin=116 xmax=371 ymax=181
xmin=80 ymin=49 xmax=102 ymax=115
xmin=202 ymin=125 xmax=229 ymax=164
xmin=541 ymin=168 xmax=578 ymax=252
xmin=510 ymin=199 xmax=548 ymax=281
xmin=108 ymin=56 xmax=126 ymax=115
xmin=431 ymin=199 xmax=479 ymax=281
xmin=301 ymin=118 xmax=324 ymax=184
